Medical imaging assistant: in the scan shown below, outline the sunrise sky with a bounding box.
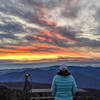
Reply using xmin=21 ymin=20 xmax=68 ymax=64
xmin=0 ymin=0 xmax=100 ymax=65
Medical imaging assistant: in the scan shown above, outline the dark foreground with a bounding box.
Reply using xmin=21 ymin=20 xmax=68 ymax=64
xmin=0 ymin=85 xmax=100 ymax=100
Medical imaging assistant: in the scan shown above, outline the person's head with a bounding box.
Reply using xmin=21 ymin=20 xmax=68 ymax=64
xmin=57 ymin=64 xmax=70 ymax=76
xmin=59 ymin=64 xmax=68 ymax=71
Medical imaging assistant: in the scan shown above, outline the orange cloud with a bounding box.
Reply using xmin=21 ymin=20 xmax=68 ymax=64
xmin=50 ymin=29 xmax=80 ymax=44
xmin=38 ymin=44 xmax=58 ymax=48
xmin=35 ymin=4 xmax=57 ymax=26
xmin=6 ymin=45 xmax=37 ymax=50
xmin=37 ymin=36 xmax=47 ymax=41
xmin=31 ymin=35 xmax=47 ymax=41
xmin=40 ymin=29 xmax=53 ymax=37
xmin=0 ymin=48 xmax=27 ymax=53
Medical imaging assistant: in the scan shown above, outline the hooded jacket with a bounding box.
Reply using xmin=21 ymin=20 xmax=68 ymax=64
xmin=51 ymin=70 xmax=77 ymax=100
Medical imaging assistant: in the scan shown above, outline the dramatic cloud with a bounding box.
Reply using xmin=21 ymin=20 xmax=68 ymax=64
xmin=0 ymin=0 xmax=100 ymax=65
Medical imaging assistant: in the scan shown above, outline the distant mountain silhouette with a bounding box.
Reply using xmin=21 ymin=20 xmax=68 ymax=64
xmin=0 ymin=65 xmax=100 ymax=89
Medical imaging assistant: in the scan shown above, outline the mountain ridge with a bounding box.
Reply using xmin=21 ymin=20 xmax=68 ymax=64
xmin=0 ymin=65 xmax=100 ymax=89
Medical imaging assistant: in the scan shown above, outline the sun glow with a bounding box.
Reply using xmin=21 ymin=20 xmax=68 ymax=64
xmin=0 ymin=50 xmax=90 ymax=61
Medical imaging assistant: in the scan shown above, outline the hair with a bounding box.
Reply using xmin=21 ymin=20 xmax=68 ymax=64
xmin=57 ymin=70 xmax=71 ymax=76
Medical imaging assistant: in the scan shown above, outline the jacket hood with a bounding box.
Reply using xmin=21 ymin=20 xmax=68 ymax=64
xmin=57 ymin=70 xmax=71 ymax=76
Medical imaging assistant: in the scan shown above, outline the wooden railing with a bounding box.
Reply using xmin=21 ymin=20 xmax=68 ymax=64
xmin=30 ymin=89 xmax=92 ymax=100
xmin=30 ymin=89 xmax=53 ymax=100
